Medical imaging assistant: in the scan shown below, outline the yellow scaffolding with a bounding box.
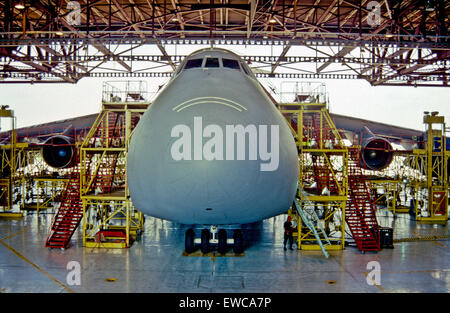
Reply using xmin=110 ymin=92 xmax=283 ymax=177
xmin=0 ymin=178 xmax=10 ymax=212
xmin=368 ymin=179 xmax=405 ymax=214
xmin=405 ymin=112 xmax=448 ymax=223
xmin=33 ymin=178 xmax=69 ymax=215
xmin=0 ymin=108 xmax=27 ymax=218
xmin=279 ymin=101 xmax=347 ymax=251
xmin=80 ymin=82 xmax=149 ymax=248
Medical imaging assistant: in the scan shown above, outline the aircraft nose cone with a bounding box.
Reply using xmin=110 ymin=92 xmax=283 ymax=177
xmin=127 ymin=71 xmax=298 ymax=225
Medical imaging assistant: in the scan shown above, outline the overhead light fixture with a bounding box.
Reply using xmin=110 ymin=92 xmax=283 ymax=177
xmin=55 ymin=31 xmax=64 ymax=36
xmin=425 ymin=0 xmax=435 ymax=11
xmin=172 ymin=17 xmax=179 ymax=22
xmin=269 ymin=18 xmax=276 ymax=24
xmin=15 ymin=3 xmax=25 ymax=9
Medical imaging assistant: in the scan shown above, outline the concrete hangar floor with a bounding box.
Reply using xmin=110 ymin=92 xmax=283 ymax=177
xmin=0 ymin=209 xmax=448 ymax=293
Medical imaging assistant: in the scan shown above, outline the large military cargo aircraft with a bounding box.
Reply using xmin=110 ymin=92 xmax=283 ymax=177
xmin=1 ymin=48 xmax=427 ymax=254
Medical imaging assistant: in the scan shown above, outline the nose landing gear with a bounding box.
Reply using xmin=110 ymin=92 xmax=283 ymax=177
xmin=200 ymin=228 xmax=211 ymax=254
xmin=185 ymin=228 xmax=195 ymax=253
xmin=184 ymin=226 xmax=244 ymax=255
xmin=232 ymin=229 xmax=244 ymax=254
xmin=217 ymin=229 xmax=228 ymax=254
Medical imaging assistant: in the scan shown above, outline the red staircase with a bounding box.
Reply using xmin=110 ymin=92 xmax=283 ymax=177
xmin=346 ymin=147 xmax=380 ymax=252
xmin=309 ymin=112 xmax=340 ymax=195
xmin=106 ymin=112 xmax=123 ymax=147
xmin=90 ymin=154 xmax=120 ymax=195
xmin=83 ymin=112 xmax=123 ymax=195
xmin=312 ymin=112 xmax=331 ymax=145
xmin=45 ymin=165 xmax=83 ymax=249
xmin=311 ymin=154 xmax=339 ymax=195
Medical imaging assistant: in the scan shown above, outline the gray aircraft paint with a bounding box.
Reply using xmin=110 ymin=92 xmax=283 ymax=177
xmin=127 ymin=48 xmax=299 ymax=225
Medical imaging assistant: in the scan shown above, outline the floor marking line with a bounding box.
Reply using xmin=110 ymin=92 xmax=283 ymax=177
xmin=431 ymin=241 xmax=450 ymax=250
xmin=0 ymin=229 xmax=26 ymax=241
xmin=362 ymin=272 xmax=386 ymax=293
xmin=0 ymin=240 xmax=75 ymax=293
xmin=363 ymin=269 xmax=450 ymax=275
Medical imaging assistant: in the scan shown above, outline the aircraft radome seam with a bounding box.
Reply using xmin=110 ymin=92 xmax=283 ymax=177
xmin=173 ymin=97 xmax=247 ymax=112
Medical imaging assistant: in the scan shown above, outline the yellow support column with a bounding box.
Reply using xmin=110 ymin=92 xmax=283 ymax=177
xmin=408 ymin=112 xmax=448 ymax=223
xmin=0 ymin=107 xmax=25 ymax=218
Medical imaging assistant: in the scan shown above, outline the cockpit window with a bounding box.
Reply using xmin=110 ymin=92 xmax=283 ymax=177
xmin=222 ymin=58 xmax=240 ymax=70
xmin=205 ymin=58 xmax=220 ymax=68
xmin=240 ymin=62 xmax=250 ymax=75
xmin=184 ymin=59 xmax=203 ymax=69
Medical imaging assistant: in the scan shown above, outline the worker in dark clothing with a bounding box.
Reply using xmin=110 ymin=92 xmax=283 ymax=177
xmin=284 ymin=216 xmax=296 ymax=251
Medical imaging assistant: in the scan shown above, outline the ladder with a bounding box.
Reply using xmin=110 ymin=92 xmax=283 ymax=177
xmin=346 ymin=147 xmax=380 ymax=252
xmin=45 ymin=163 xmax=82 ymax=249
xmin=294 ymin=189 xmax=331 ymax=258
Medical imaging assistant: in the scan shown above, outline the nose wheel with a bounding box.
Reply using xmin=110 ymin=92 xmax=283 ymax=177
xmin=184 ymin=227 xmax=244 ymax=255
xmin=232 ymin=229 xmax=244 ymax=254
xmin=200 ymin=228 xmax=211 ymax=254
xmin=185 ymin=228 xmax=195 ymax=254
xmin=217 ymin=229 xmax=228 ymax=254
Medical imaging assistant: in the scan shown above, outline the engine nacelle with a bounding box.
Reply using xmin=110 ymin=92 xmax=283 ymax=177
xmin=361 ymin=137 xmax=393 ymax=171
xmin=42 ymin=135 xmax=76 ymax=169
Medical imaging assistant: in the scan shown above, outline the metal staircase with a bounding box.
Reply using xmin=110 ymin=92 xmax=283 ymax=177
xmin=308 ymin=112 xmax=341 ymax=195
xmin=294 ymin=189 xmax=332 ymax=258
xmin=45 ymin=159 xmax=83 ymax=249
xmin=311 ymin=111 xmax=334 ymax=147
xmin=311 ymin=154 xmax=339 ymax=195
xmin=84 ymin=111 xmax=123 ymax=196
xmin=346 ymin=147 xmax=381 ymax=252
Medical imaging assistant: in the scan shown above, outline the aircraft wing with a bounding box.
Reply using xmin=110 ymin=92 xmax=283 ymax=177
xmin=270 ymin=88 xmax=423 ymax=171
xmin=5 ymin=110 xmax=422 ymax=145
xmin=258 ymin=80 xmax=423 ymax=152
xmin=0 ymin=113 xmax=99 ymax=169
xmin=329 ymin=113 xmax=423 ymax=150
xmin=2 ymin=113 xmax=99 ymax=143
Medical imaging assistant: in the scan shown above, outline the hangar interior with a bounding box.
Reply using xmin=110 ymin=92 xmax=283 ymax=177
xmin=0 ymin=0 xmax=449 ymax=293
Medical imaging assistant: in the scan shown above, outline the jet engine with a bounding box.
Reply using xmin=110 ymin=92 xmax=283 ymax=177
xmin=41 ymin=135 xmax=76 ymax=169
xmin=360 ymin=137 xmax=393 ymax=171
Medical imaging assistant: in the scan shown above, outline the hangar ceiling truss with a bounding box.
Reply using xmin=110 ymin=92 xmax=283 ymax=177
xmin=0 ymin=0 xmax=448 ymax=86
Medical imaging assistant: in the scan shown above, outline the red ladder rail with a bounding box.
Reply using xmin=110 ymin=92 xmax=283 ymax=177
xmin=346 ymin=147 xmax=381 ymax=252
xmin=45 ymin=164 xmax=83 ymax=249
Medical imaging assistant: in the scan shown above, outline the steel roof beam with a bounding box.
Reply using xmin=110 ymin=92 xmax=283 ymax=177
xmin=271 ymin=43 xmax=291 ymax=74
xmin=58 ymin=14 xmax=132 ymax=72
xmin=316 ymin=45 xmax=356 ymax=73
